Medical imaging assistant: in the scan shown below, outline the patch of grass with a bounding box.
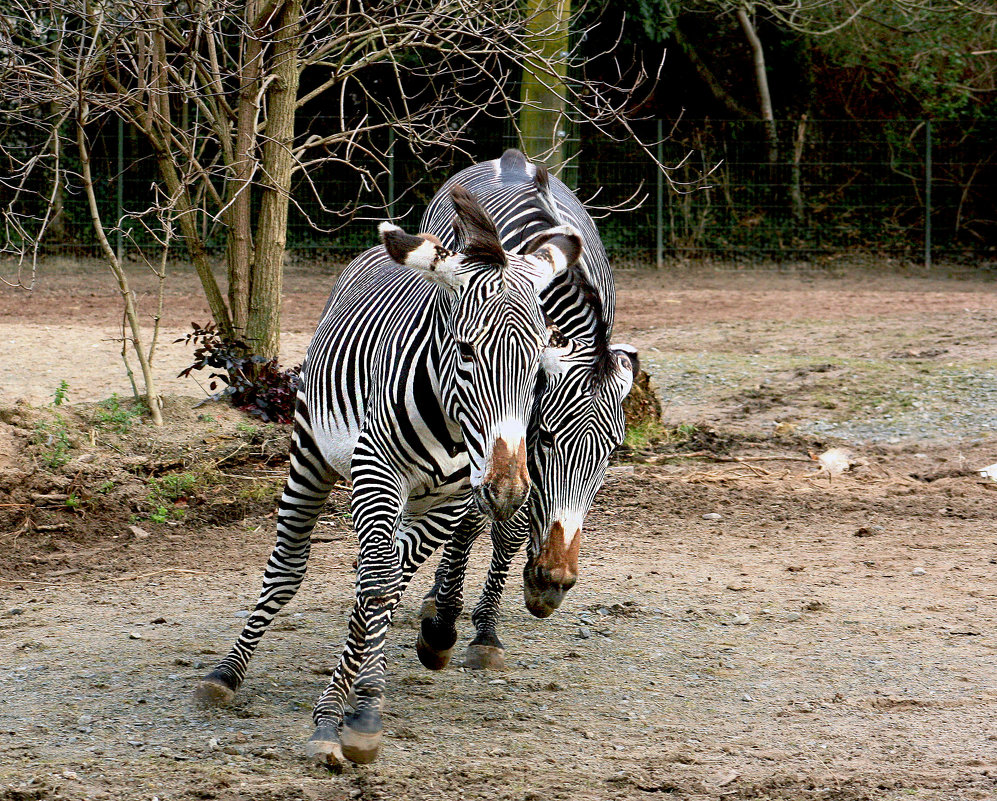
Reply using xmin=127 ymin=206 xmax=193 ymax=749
xmin=235 ymin=477 xmax=284 ymax=504
xmin=622 ymin=420 xmax=667 ymax=450
xmin=147 ymin=505 xmax=184 ymax=524
xmin=147 ymin=472 xmax=199 ymax=505
xmin=32 ymin=415 xmax=73 ymax=469
xmin=65 ymin=492 xmax=82 ymax=510
xmin=92 ymin=394 xmax=145 ymax=434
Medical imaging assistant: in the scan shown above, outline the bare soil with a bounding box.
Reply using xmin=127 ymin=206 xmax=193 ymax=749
xmin=1 ymin=260 xmax=996 ymax=801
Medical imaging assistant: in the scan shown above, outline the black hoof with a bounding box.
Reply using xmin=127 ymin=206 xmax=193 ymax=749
xmin=306 ymin=724 xmax=344 ymax=767
xmin=341 ymin=709 xmax=382 ymax=764
xmin=193 ymin=669 xmax=238 ymax=706
xmin=416 ymin=617 xmax=457 ymax=671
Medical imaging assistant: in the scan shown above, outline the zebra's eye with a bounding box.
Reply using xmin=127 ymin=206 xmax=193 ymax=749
xmin=538 ymin=429 xmax=555 ymax=448
xmin=456 ymin=342 xmax=476 ymax=362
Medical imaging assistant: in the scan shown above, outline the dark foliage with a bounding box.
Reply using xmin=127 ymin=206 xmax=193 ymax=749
xmin=177 ymin=322 xmax=300 ymax=424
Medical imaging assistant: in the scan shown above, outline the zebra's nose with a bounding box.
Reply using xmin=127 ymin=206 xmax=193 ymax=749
xmin=522 ymin=521 xmax=580 ymax=617
xmin=476 ymin=434 xmax=530 ymax=521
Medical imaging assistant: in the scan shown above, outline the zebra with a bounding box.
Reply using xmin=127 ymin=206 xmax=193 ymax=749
xmin=409 ymin=149 xmax=640 ymax=671
xmin=195 ymin=185 xmax=584 ymax=767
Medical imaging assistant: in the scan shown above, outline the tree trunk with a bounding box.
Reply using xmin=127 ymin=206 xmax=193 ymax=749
xmin=519 ymin=0 xmax=570 ymax=172
xmin=246 ymin=0 xmax=302 ymax=360
xmin=226 ymin=1 xmax=264 ymax=337
xmin=736 ymin=5 xmax=778 ymax=163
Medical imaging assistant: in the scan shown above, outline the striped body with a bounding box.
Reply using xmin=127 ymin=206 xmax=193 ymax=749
xmin=418 ymin=151 xmax=638 ymax=663
xmin=196 ymin=187 xmax=583 ymax=765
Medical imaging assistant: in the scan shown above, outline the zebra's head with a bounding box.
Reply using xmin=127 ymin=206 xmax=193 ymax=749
xmin=379 ymin=186 xmax=583 ymax=521
xmin=521 ymin=279 xmax=639 ymax=618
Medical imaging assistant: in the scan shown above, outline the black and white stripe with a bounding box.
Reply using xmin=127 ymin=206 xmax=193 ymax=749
xmin=195 ymin=186 xmax=582 ymax=765
xmin=417 ymin=150 xmax=640 ymax=665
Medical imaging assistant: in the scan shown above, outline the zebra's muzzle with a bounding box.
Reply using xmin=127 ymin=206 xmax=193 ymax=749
xmin=523 ymin=521 xmax=580 ymax=618
xmin=474 ymin=434 xmax=531 ymax=521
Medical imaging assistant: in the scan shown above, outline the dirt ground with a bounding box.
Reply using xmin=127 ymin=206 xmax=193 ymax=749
xmin=1 ymin=260 xmax=997 ymax=801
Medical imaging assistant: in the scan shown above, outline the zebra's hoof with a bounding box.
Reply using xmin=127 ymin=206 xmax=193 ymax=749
xmin=306 ymin=725 xmax=345 ymax=768
xmin=416 ymin=616 xmax=457 ymax=671
xmin=341 ymin=710 xmax=382 ymax=764
xmin=419 ymin=596 xmax=437 ymax=620
xmin=463 ymin=643 xmax=506 ymax=670
xmin=416 ymin=630 xmax=453 ymax=670
xmin=193 ymin=670 xmax=236 ymax=706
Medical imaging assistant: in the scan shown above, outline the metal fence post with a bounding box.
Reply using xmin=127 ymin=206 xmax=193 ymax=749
xmin=924 ymin=119 xmax=932 ymax=269
xmin=656 ymin=118 xmax=663 ymax=269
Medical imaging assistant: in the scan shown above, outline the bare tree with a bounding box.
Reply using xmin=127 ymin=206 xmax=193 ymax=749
xmin=3 ymin=0 xmax=667 ymax=383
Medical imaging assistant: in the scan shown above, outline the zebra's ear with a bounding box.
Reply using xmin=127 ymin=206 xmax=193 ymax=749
xmin=379 ymin=223 xmax=465 ymax=290
xmin=526 ymin=226 xmax=583 ymax=291
xmin=611 ymin=344 xmax=640 ymax=389
xmin=449 ymin=184 xmax=506 ymax=268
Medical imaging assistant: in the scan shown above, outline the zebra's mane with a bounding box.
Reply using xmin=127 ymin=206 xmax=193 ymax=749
xmin=449 ymin=184 xmax=506 ymax=268
xmin=557 ymin=265 xmax=615 ymax=389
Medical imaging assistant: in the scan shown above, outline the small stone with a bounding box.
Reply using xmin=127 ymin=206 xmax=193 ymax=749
xmin=7 ymin=608 xmax=24 ymax=616
xmin=488 ymin=679 xmax=507 ymax=686
xmin=129 ymin=525 xmax=150 ymax=540
xmin=151 ymin=617 xmax=166 ymax=625
xmin=61 ymin=771 xmax=79 ymax=780
xmin=221 ymin=745 xmax=243 ymax=755
xmin=578 ymin=625 xmax=592 ymax=639
xmin=597 ymin=607 xmax=611 ymax=616
xmin=731 ymin=614 xmax=750 ymax=626
xmin=128 ymin=632 xmax=143 ymax=640
xmin=702 ymin=513 xmax=723 ymax=521
xmin=208 ymin=737 xmax=220 ymax=751
xmin=582 ymin=730 xmax=595 ymax=740
xmin=233 ymin=610 xmax=250 ymax=618
xmin=912 ymin=567 xmax=926 ymax=576
xmin=742 ymin=694 xmax=753 ymax=702
xmin=784 ymin=612 xmax=803 ymax=622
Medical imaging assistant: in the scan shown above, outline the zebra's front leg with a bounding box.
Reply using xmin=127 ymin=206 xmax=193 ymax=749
xmin=464 ymin=507 xmax=530 ymax=670
xmin=308 ymin=469 xmax=403 ymax=766
xmin=196 ymin=421 xmax=337 ymax=705
xmin=417 ymin=506 xmax=488 ymax=670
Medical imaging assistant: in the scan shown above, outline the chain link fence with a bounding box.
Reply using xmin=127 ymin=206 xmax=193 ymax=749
xmin=12 ymin=117 xmax=996 ymax=268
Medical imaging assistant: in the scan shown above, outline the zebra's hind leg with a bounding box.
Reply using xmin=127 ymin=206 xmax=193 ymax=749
xmin=463 ymin=507 xmax=529 ymax=670
xmin=417 ymin=506 xmax=488 ymax=670
xmin=195 ymin=405 xmax=338 ymax=706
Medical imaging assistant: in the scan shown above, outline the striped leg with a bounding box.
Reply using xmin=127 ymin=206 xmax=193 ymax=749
xmin=464 ymin=510 xmax=529 ymax=669
xmin=348 ymin=497 xmax=474 ymax=704
xmin=196 ymin=401 xmax=336 ymax=705
xmin=416 ymin=506 xmax=488 ymax=670
xmin=308 ymin=444 xmax=404 ymax=766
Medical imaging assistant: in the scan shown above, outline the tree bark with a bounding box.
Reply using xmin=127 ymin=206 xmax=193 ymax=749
xmin=519 ymin=0 xmax=570 ymax=171
xmin=736 ymin=5 xmax=778 ymax=163
xmin=226 ymin=1 xmax=264 ymax=337
xmin=246 ymin=0 xmax=302 ymax=360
